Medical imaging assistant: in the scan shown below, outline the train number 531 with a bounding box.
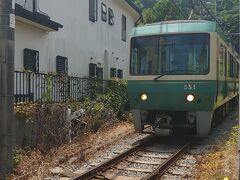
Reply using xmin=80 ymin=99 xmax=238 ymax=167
xmin=184 ymin=84 xmax=196 ymax=90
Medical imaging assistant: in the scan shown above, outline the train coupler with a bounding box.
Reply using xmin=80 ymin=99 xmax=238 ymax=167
xmin=155 ymin=128 xmax=173 ymax=136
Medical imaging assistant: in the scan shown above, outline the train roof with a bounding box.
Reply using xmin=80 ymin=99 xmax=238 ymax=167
xmin=130 ymin=20 xmax=217 ymax=37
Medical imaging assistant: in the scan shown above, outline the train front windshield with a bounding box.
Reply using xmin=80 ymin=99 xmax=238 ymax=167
xmin=130 ymin=34 xmax=210 ymax=75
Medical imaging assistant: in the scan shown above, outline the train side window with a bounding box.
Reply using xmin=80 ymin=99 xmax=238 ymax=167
xmin=232 ymin=56 xmax=234 ymax=78
xmin=219 ymin=43 xmax=224 ymax=76
xmin=231 ymin=56 xmax=234 ymax=77
xmin=224 ymin=48 xmax=227 ymax=77
xmin=234 ymin=58 xmax=236 ymax=78
xmin=237 ymin=63 xmax=239 ymax=78
xmin=232 ymin=58 xmax=236 ymax=78
xmin=227 ymin=52 xmax=231 ymax=77
xmin=236 ymin=61 xmax=239 ymax=78
xmin=234 ymin=61 xmax=237 ymax=78
xmin=230 ymin=55 xmax=233 ymax=77
xmin=229 ymin=55 xmax=232 ymax=77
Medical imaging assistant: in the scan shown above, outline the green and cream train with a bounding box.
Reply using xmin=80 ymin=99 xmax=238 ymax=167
xmin=128 ymin=20 xmax=239 ymax=137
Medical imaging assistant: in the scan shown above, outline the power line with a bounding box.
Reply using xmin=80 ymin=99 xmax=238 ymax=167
xmin=198 ymin=0 xmax=238 ymax=51
xmin=170 ymin=0 xmax=188 ymax=19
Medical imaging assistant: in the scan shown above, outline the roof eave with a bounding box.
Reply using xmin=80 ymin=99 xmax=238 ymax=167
xmin=15 ymin=4 xmax=63 ymax=32
xmin=124 ymin=0 xmax=142 ymax=16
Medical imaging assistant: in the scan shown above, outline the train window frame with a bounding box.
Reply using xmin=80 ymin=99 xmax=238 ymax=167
xmin=129 ymin=33 xmax=211 ymax=76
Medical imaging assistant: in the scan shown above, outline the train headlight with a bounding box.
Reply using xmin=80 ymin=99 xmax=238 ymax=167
xmin=140 ymin=93 xmax=148 ymax=101
xmin=186 ymin=94 xmax=195 ymax=102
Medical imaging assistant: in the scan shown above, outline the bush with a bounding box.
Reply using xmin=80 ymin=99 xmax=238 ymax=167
xmin=34 ymin=103 xmax=69 ymax=152
xmin=83 ymin=100 xmax=117 ymax=131
xmin=14 ymin=79 xmax=130 ymax=151
xmin=96 ymin=79 xmax=130 ymax=118
xmin=15 ymin=103 xmax=70 ymax=152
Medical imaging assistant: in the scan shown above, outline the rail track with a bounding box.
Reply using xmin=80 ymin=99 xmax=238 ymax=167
xmin=73 ymin=135 xmax=192 ymax=180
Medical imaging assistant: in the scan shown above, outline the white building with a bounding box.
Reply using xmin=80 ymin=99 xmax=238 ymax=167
xmin=15 ymin=0 xmax=141 ymax=80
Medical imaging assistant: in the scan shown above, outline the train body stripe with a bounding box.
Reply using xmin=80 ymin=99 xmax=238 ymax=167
xmin=128 ymin=80 xmax=238 ymax=111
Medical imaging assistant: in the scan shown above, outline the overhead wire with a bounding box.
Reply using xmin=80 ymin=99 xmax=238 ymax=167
xmin=169 ymin=0 xmax=188 ymax=19
xmin=195 ymin=0 xmax=238 ymax=51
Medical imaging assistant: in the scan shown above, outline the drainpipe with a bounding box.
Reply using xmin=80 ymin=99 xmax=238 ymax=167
xmin=0 ymin=0 xmax=15 ymax=178
xmin=33 ymin=0 xmax=37 ymax=12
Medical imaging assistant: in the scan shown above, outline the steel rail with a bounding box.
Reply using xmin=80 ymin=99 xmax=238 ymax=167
xmin=143 ymin=142 xmax=192 ymax=180
xmin=72 ymin=134 xmax=156 ymax=180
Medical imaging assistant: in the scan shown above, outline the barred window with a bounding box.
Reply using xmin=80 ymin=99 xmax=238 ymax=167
xmin=24 ymin=48 xmax=39 ymax=72
xmin=96 ymin=67 xmax=103 ymax=80
xmin=89 ymin=0 xmax=98 ymax=22
xmin=110 ymin=68 xmax=116 ymax=78
xmin=101 ymin=3 xmax=107 ymax=22
xmin=117 ymin=69 xmax=123 ymax=79
xmin=122 ymin=15 xmax=126 ymax=42
xmin=56 ymin=56 xmax=68 ymax=74
xmin=108 ymin=8 xmax=114 ymax=25
xmin=89 ymin=63 xmax=97 ymax=77
xmin=89 ymin=63 xmax=103 ymax=80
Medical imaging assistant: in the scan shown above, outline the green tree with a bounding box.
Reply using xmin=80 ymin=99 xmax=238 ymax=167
xmin=131 ymin=0 xmax=239 ymax=52
xmin=133 ymin=0 xmax=158 ymax=9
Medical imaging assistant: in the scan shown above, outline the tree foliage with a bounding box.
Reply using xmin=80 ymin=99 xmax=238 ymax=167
xmin=132 ymin=0 xmax=239 ymax=52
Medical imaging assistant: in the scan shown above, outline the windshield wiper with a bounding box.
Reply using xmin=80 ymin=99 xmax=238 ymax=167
xmin=154 ymin=74 xmax=165 ymax=81
xmin=153 ymin=70 xmax=196 ymax=81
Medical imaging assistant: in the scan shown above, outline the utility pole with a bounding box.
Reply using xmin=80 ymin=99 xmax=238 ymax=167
xmin=0 ymin=0 xmax=15 ymax=179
